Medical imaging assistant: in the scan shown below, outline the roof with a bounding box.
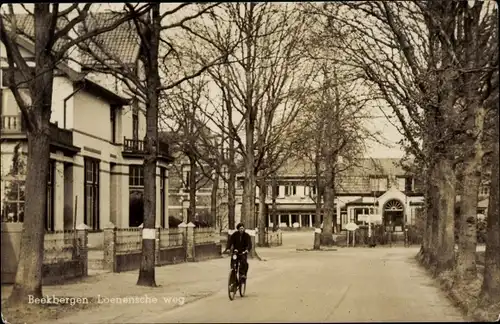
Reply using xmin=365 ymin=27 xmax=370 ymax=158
xmin=3 ymin=13 xmax=134 ymax=104
xmin=276 ymin=158 xmax=409 ymax=177
xmin=79 ymin=12 xmax=141 ymax=67
xmin=6 ymin=12 xmax=140 ymax=67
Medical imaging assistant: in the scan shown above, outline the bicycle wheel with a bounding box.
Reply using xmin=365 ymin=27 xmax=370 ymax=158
xmin=228 ymin=270 xmax=237 ymax=301
xmin=239 ymin=276 xmax=246 ymax=297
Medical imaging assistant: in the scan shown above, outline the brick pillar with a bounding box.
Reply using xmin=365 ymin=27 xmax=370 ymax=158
xmin=103 ymin=223 xmax=116 ymax=272
xmin=76 ymin=223 xmax=89 ymax=277
xmin=155 ymin=227 xmax=160 ymax=266
xmin=186 ymin=222 xmax=195 ymax=261
xmin=178 ymin=222 xmax=188 ymax=261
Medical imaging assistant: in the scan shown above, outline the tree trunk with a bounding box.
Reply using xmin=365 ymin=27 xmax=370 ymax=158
xmin=242 ymin=122 xmax=257 ymax=258
xmin=455 ymin=81 xmax=486 ymax=282
xmin=8 ymin=4 xmax=55 ymax=305
xmin=137 ymin=3 xmax=160 ymax=287
xmin=455 ymin=158 xmax=481 ymax=282
xmin=211 ymin=170 xmax=219 ymax=229
xmin=314 ymin=188 xmax=322 ymax=250
xmin=227 ymin=162 xmax=236 ymax=230
xmin=479 ymin=102 xmax=500 ymax=305
xmin=188 ymin=154 xmax=197 ymax=224
xmin=423 ymin=161 xmax=440 ymax=268
xmin=9 ymin=132 xmax=51 ymax=305
xmin=271 ymin=176 xmax=278 ymax=231
xmin=226 ymin=92 xmax=236 ymax=230
xmin=419 ymin=167 xmax=434 ymax=264
xmin=258 ymin=177 xmax=267 ymax=247
xmin=321 ymin=168 xmax=335 ymax=246
xmin=434 ymin=158 xmax=456 ymax=275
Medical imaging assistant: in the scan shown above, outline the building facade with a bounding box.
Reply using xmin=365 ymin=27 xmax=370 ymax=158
xmin=235 ymin=158 xmax=426 ymax=233
xmin=0 ymin=14 xmax=173 ymax=234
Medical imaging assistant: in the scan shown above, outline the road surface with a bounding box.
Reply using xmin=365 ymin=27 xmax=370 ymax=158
xmin=140 ymin=234 xmax=465 ymax=323
xmin=37 ymin=232 xmax=466 ymax=323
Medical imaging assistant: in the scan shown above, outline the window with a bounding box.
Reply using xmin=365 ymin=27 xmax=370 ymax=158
xmin=110 ymin=105 xmax=117 ymax=143
xmin=397 ymin=177 xmax=406 ymax=191
xmin=129 ymin=165 xmax=144 ymax=187
xmin=128 ymin=165 xmax=144 ymax=227
xmin=480 ymin=186 xmax=489 ymax=196
xmin=1 ymin=180 xmax=25 ymax=223
xmin=185 ymin=171 xmax=191 ymax=189
xmin=45 ymin=160 xmax=55 ymax=232
xmin=354 ymin=208 xmax=370 ymax=225
xmin=311 ymin=186 xmax=317 ymax=196
xmin=405 ymin=177 xmax=414 ymax=192
xmin=160 ymin=168 xmax=166 ymax=228
xmin=370 ymin=177 xmax=388 ymax=192
xmin=84 ymin=158 xmax=100 ymax=230
xmin=284 ymin=184 xmax=296 ymax=196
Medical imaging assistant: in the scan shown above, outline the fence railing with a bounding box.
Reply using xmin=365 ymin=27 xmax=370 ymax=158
xmin=167 ymin=228 xmax=184 ymax=247
xmin=123 ymin=137 xmax=169 ymax=156
xmin=2 ymin=224 xmax=89 ymax=284
xmin=194 ymin=227 xmax=217 ymax=244
xmin=44 ymin=230 xmax=76 ymax=263
xmin=116 ymin=228 xmax=142 ymax=254
xmin=103 ymin=224 xmax=221 ymax=272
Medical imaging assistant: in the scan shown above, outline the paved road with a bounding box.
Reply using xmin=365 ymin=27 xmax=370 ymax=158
xmin=142 ymin=236 xmax=465 ymax=322
xmin=36 ymin=232 xmax=466 ymax=323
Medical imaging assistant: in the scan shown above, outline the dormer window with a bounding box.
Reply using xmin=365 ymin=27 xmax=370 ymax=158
xmin=370 ymin=176 xmax=388 ymax=192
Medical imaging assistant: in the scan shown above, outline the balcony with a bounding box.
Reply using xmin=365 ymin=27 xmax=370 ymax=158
xmin=1 ymin=114 xmax=80 ymax=154
xmin=122 ymin=137 xmax=173 ymax=162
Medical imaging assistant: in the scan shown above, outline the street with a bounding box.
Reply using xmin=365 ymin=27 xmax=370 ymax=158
xmin=146 ymin=246 xmax=465 ymax=322
xmin=36 ymin=232 xmax=466 ymax=323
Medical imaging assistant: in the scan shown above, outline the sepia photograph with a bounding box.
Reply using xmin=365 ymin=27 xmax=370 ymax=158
xmin=0 ymin=2 xmax=498 ymax=323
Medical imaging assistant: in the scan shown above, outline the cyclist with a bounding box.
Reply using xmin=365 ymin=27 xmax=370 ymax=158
xmin=224 ymin=222 xmax=252 ymax=281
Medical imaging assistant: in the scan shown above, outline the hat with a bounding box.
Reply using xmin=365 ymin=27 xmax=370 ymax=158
xmin=236 ymin=222 xmax=245 ymax=229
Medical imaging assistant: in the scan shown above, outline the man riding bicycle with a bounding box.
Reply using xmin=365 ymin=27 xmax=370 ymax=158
xmin=224 ymin=222 xmax=252 ymax=281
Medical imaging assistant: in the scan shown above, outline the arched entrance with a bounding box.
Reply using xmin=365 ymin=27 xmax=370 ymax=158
xmin=383 ymin=199 xmax=404 ymax=232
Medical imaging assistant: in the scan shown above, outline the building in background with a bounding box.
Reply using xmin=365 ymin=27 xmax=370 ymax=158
xmin=235 ymin=158 xmax=425 ymax=233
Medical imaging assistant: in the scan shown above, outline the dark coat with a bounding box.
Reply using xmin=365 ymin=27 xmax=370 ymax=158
xmin=226 ymin=231 xmax=252 ymax=252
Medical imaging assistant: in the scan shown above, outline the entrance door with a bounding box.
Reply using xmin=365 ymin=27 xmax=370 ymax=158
xmin=383 ymin=200 xmax=404 ymax=232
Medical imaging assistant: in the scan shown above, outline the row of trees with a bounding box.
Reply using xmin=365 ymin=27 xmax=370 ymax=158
xmin=305 ymin=1 xmax=499 ymax=305
xmin=0 ymin=2 xmax=346 ymax=303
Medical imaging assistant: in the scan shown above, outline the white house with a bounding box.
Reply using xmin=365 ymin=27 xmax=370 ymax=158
xmin=0 ymin=13 xmax=174 ymax=240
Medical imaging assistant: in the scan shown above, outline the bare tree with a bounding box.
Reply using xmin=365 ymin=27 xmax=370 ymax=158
xmin=161 ymin=76 xmax=216 ymax=224
xmin=309 ymin=1 xmax=458 ymax=274
xmin=310 ymin=1 xmax=498 ymax=282
xmin=77 ymin=2 xmax=226 ymax=287
xmin=185 ymin=4 xmax=316 ymax=254
xmin=0 ymin=3 xmax=150 ymax=305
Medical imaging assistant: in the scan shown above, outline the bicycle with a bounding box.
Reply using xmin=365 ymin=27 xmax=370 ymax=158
xmin=227 ymin=249 xmax=247 ymax=301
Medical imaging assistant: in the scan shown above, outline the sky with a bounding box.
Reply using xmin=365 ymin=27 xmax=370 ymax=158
xmin=8 ymin=2 xmax=406 ymax=159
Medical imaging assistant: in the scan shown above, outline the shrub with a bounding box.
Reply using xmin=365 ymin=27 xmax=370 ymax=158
xmin=168 ymin=216 xmax=182 ymax=228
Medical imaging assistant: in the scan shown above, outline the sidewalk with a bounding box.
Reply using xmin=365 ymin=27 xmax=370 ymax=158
xmin=2 ymin=250 xmax=284 ymax=324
